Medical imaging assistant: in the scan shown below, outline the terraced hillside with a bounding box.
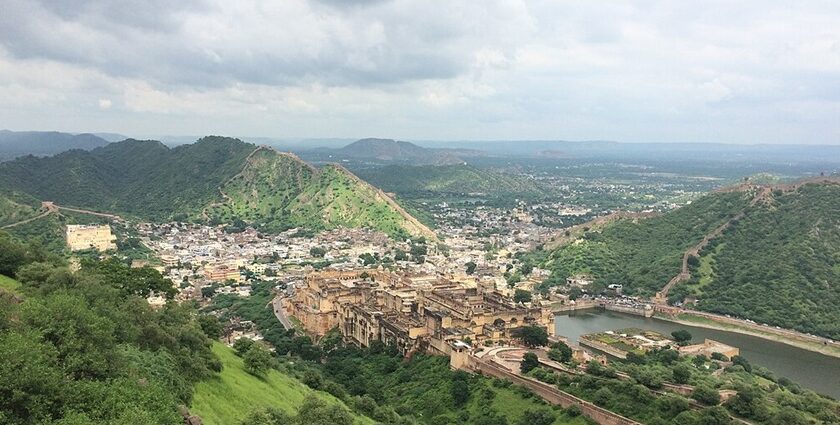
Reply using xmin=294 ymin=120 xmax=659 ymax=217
xmin=0 ymin=137 xmax=434 ymax=239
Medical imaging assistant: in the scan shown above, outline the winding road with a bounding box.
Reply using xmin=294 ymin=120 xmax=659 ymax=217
xmin=271 ymin=295 xmax=293 ymax=330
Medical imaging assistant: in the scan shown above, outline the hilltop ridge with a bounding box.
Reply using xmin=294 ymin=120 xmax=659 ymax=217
xmin=0 ymin=136 xmax=434 ymax=239
xmin=537 ymin=178 xmax=840 ymax=339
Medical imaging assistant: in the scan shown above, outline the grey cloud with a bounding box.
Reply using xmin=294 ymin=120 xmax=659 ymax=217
xmin=0 ymin=0 xmax=473 ymax=88
xmin=0 ymin=0 xmax=838 ymax=144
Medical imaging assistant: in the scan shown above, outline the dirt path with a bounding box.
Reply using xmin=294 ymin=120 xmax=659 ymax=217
xmin=657 ymin=176 xmax=840 ymax=303
xmin=2 ymin=200 xmax=125 ymax=231
xmin=0 ymin=201 xmax=59 ymax=229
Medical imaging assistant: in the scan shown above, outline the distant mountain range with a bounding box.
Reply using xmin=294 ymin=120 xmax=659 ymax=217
xmin=0 ymin=136 xmax=435 ymax=239
xmin=301 ymin=138 xmax=483 ymax=166
xmin=0 ymin=130 xmax=112 ymax=160
xmin=354 ymin=164 xmax=548 ymax=200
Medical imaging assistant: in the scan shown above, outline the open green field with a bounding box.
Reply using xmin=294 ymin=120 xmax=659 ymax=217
xmin=0 ymin=274 xmax=20 ymax=294
xmin=191 ymin=343 xmax=373 ymax=425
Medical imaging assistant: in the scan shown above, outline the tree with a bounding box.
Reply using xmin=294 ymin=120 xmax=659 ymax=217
xmin=520 ymin=352 xmax=539 ymax=374
xmin=732 ymin=355 xmax=752 ymax=373
xmin=410 ymin=244 xmax=427 ymax=257
xmin=710 ymin=352 xmax=729 ymax=362
xmin=516 ymin=409 xmax=554 ymax=425
xmin=520 ymin=264 xmax=534 ymax=275
xmin=310 ymin=247 xmax=326 ymax=258
xmin=465 ymin=261 xmax=477 ymax=275
xmin=198 ymin=315 xmax=223 ymax=339
xmin=547 ymin=341 xmax=572 ymax=363
xmin=514 ymin=325 xmax=548 ymax=348
xmin=239 ymin=407 xmax=293 ymax=425
xmin=0 ymin=331 xmax=64 ymax=424
xmin=692 ymin=385 xmax=721 ymax=405
xmin=243 ymin=345 xmax=274 ymax=377
xmin=358 ymin=253 xmax=377 ymax=266
xmin=513 ymin=289 xmax=532 ymax=304
xmin=296 ymin=397 xmax=354 ymax=425
xmin=671 ymin=329 xmax=692 ymax=345
xmin=593 ymin=387 xmax=613 ymax=406
xmin=451 ymin=370 xmax=471 ymax=407
xmin=768 ymin=406 xmax=808 ymax=425
xmin=672 ymin=363 xmax=692 ymax=384
xmin=656 ymin=348 xmax=679 ymax=365
xmin=656 ymin=394 xmax=690 ymax=418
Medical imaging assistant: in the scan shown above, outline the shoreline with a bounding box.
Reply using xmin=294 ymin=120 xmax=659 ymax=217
xmin=652 ymin=312 xmax=840 ymax=359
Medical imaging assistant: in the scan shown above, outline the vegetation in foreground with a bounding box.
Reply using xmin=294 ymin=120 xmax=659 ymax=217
xmin=0 ymin=233 xmax=220 ymax=424
xmin=526 ymin=336 xmax=840 ymax=424
xmin=191 ymin=342 xmax=372 ymax=425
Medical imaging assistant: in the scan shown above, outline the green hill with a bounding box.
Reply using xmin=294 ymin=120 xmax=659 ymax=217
xmin=207 ymin=149 xmax=435 ymax=238
xmin=354 ymin=164 xmax=548 ymax=200
xmin=0 ymin=137 xmax=434 ymax=239
xmin=541 ymin=190 xmax=750 ymax=294
xmin=0 ymin=191 xmax=42 ymax=227
xmin=540 ymin=180 xmax=840 ymax=339
xmin=689 ymin=183 xmax=840 ymax=339
xmin=191 ymin=343 xmax=373 ymax=425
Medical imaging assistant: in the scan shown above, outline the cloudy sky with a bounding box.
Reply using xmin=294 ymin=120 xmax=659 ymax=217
xmin=1 ymin=0 xmax=839 ymax=144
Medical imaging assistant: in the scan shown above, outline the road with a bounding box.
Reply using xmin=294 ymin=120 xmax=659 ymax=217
xmin=271 ymin=296 xmax=293 ymax=330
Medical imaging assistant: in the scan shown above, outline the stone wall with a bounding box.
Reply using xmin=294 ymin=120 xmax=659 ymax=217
xmin=451 ymin=352 xmax=639 ymax=425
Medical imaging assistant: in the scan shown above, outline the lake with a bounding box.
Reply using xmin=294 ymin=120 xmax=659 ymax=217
xmin=555 ymin=310 xmax=840 ymax=398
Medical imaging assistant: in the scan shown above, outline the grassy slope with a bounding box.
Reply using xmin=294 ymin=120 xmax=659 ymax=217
xmin=211 ymin=150 xmax=417 ymax=237
xmin=191 ymin=343 xmax=373 ymax=425
xmin=0 ymin=274 xmax=20 ymax=294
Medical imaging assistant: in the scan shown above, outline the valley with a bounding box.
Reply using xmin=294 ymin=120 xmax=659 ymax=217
xmin=2 ymin=136 xmax=840 ymax=425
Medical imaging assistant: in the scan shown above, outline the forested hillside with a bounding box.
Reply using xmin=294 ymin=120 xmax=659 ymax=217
xmin=540 ymin=191 xmax=750 ymax=294
xmin=0 ymin=191 xmax=42 ymax=227
xmin=0 ymin=137 xmax=433 ymax=238
xmin=688 ymin=184 xmax=840 ymax=339
xmin=540 ymin=181 xmax=840 ymax=339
